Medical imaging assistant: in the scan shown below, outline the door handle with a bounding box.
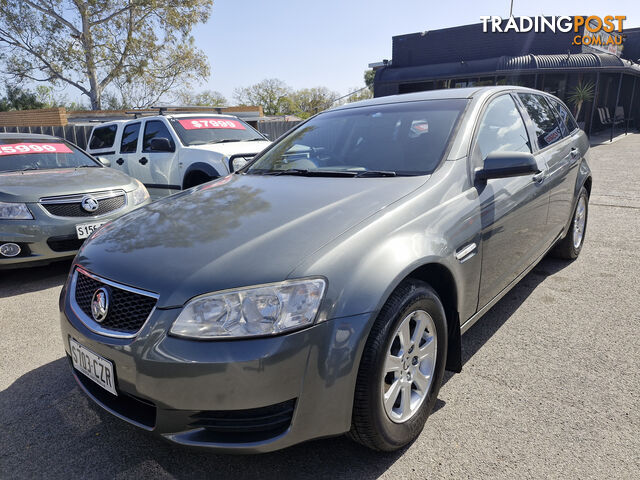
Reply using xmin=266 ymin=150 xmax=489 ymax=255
xmin=570 ymin=147 xmax=579 ymax=159
xmin=116 ymin=158 xmax=124 ymax=165
xmin=532 ymin=171 xmax=545 ymax=184
xmin=139 ymin=157 xmax=148 ymax=165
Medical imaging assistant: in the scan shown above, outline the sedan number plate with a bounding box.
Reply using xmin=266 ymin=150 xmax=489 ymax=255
xmin=69 ymin=338 xmax=117 ymax=395
xmin=76 ymin=221 xmax=106 ymax=239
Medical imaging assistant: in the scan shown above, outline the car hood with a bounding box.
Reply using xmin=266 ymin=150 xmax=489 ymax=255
xmin=186 ymin=141 xmax=271 ymax=157
xmin=0 ymin=167 xmax=137 ymax=203
xmin=77 ymin=173 xmax=428 ymax=307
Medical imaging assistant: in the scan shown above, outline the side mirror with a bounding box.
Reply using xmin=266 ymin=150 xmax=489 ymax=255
xmin=475 ymin=151 xmax=539 ymax=181
xmin=150 ymin=137 xmax=173 ymax=152
xmin=229 ymin=156 xmax=249 ymax=172
xmin=96 ymin=156 xmax=111 ymax=167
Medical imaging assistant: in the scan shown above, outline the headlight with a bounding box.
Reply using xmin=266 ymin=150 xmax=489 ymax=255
xmin=170 ymin=278 xmax=326 ymax=339
xmin=131 ymin=179 xmax=149 ymax=205
xmin=0 ymin=202 xmax=33 ymax=220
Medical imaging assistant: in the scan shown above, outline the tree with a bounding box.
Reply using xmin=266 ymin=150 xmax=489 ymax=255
xmin=233 ymin=78 xmax=292 ymax=115
xmin=345 ymin=87 xmax=373 ymax=104
xmin=364 ymin=69 xmax=375 ymax=93
xmin=0 ymin=84 xmax=45 ymax=111
xmin=177 ymin=89 xmax=228 ymax=107
xmin=567 ymin=81 xmax=595 ymax=121
xmin=288 ymin=87 xmax=338 ymax=118
xmin=0 ymin=0 xmax=213 ymax=110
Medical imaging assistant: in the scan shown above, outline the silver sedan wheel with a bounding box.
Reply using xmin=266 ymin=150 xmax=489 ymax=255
xmin=573 ymin=196 xmax=587 ymax=249
xmin=382 ymin=309 xmax=437 ymax=423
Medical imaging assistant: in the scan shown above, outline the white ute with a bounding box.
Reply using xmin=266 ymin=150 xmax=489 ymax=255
xmin=87 ymin=113 xmax=271 ymax=197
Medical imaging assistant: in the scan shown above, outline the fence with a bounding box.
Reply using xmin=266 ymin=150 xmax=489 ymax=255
xmin=0 ymin=125 xmax=93 ymax=150
xmin=257 ymin=120 xmax=301 ymax=140
xmin=0 ymin=121 xmax=302 ymax=150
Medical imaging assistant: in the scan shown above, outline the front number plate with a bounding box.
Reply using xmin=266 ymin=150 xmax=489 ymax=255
xmin=69 ymin=338 xmax=117 ymax=395
xmin=76 ymin=221 xmax=106 ymax=239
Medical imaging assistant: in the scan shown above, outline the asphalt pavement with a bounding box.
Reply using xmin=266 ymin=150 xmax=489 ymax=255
xmin=1 ymin=134 xmax=638 ymax=479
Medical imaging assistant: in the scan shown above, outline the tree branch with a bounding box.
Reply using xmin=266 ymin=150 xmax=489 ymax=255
xmin=22 ymin=0 xmax=81 ymax=36
xmin=90 ymin=3 xmax=135 ymax=27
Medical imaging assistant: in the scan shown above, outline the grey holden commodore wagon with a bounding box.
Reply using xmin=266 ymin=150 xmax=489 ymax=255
xmin=0 ymin=134 xmax=150 ymax=268
xmin=60 ymin=87 xmax=591 ymax=452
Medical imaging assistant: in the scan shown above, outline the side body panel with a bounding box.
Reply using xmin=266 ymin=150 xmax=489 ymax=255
xmin=128 ymin=118 xmax=181 ymax=196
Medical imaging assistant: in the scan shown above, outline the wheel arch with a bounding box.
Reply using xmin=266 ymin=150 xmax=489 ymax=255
xmin=583 ymin=175 xmax=592 ymax=196
xmin=182 ymin=162 xmax=220 ymax=189
xmin=405 ymin=262 xmax=462 ymax=373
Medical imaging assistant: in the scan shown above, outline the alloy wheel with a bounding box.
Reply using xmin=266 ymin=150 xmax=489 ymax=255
xmin=382 ymin=309 xmax=437 ymax=423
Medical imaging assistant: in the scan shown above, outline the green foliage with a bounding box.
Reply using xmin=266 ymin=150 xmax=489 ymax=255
xmin=0 ymin=84 xmax=45 ymax=111
xmin=0 ymin=0 xmax=213 ymax=110
xmin=364 ymin=69 xmax=375 ymax=92
xmin=177 ymin=89 xmax=228 ymax=107
xmin=233 ymin=79 xmax=293 ymax=116
xmin=345 ymin=87 xmax=373 ymax=104
xmin=567 ymin=81 xmax=595 ymax=120
xmin=287 ymin=87 xmax=338 ymax=119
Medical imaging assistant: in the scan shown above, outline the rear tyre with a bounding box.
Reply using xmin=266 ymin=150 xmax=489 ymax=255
xmin=552 ymin=186 xmax=589 ymax=260
xmin=183 ymin=171 xmax=214 ymax=189
xmin=348 ymin=279 xmax=447 ymax=451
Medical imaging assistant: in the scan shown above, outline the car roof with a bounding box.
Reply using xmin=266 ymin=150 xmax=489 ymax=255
xmin=91 ymin=113 xmax=240 ymax=128
xmin=0 ymin=132 xmax=64 ymax=141
xmin=331 ymin=86 xmax=547 ymax=111
xmin=165 ymin=113 xmax=238 ymax=119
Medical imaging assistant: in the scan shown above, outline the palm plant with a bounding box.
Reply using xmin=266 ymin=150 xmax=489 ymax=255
xmin=567 ymin=81 xmax=595 ymax=121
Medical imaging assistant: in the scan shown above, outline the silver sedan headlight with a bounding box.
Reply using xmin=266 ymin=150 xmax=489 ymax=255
xmin=131 ymin=179 xmax=150 ymax=205
xmin=170 ymin=278 xmax=326 ymax=339
xmin=0 ymin=202 xmax=33 ymax=220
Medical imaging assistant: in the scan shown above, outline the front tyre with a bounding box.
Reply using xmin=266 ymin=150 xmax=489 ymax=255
xmin=552 ymin=186 xmax=589 ymax=260
xmin=348 ymin=280 xmax=447 ymax=451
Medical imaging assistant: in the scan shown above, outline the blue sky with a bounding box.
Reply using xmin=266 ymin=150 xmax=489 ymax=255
xmin=195 ymin=0 xmax=640 ymax=101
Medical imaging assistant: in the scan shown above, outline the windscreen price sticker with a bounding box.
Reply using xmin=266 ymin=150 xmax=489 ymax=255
xmin=178 ymin=118 xmax=246 ymax=130
xmin=0 ymin=143 xmax=73 ymax=156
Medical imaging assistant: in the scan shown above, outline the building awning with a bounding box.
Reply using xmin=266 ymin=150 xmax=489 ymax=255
xmin=376 ymin=52 xmax=640 ymax=84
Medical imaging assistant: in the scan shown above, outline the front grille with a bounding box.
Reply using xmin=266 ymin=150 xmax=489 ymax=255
xmin=42 ymin=195 xmax=125 ymax=217
xmin=47 ymin=235 xmax=84 ymax=252
xmin=74 ymin=269 xmax=157 ymax=334
xmin=188 ymin=399 xmax=296 ymax=443
xmin=70 ymin=357 xmax=156 ymax=429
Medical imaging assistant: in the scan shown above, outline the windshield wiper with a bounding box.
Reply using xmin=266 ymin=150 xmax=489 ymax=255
xmin=262 ymin=169 xmax=357 ymax=177
xmin=353 ymin=170 xmax=397 ymax=177
xmin=2 ymin=166 xmax=39 ymax=173
xmin=208 ymin=139 xmax=241 ymax=144
xmin=246 ymin=138 xmax=267 ymax=141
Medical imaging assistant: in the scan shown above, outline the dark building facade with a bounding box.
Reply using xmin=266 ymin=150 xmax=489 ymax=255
xmin=374 ymin=20 xmax=640 ymax=137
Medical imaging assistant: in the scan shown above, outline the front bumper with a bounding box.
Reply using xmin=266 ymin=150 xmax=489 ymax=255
xmin=60 ymin=294 xmax=372 ymax=453
xmin=0 ymin=197 xmax=146 ymax=268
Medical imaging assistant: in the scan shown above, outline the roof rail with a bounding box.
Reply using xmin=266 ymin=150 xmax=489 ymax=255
xmin=150 ymin=105 xmax=225 ymax=115
xmin=122 ymin=106 xmax=226 ymax=118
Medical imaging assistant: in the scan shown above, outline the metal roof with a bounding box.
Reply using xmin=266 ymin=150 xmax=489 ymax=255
xmin=497 ymin=53 xmax=627 ymax=70
xmin=376 ymin=52 xmax=640 ymax=85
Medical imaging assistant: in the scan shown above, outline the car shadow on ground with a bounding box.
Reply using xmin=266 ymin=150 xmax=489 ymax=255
xmin=0 ymin=260 xmax=71 ymax=299
xmin=0 ymin=257 xmax=571 ymax=480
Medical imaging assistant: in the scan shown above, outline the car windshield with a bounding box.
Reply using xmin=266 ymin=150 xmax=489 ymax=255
xmin=169 ymin=116 xmax=265 ymax=146
xmin=0 ymin=138 xmax=99 ymax=173
xmin=246 ymin=99 xmax=468 ymax=176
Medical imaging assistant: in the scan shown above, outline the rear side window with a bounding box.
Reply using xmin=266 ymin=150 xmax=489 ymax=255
xmin=475 ymin=94 xmax=531 ymax=159
xmin=120 ymin=123 xmax=140 ymax=153
xmin=548 ymin=97 xmax=579 ymax=135
xmin=142 ymin=121 xmax=175 ymax=152
xmin=518 ymin=93 xmax=564 ymax=149
xmin=89 ymin=125 xmax=117 ymax=149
